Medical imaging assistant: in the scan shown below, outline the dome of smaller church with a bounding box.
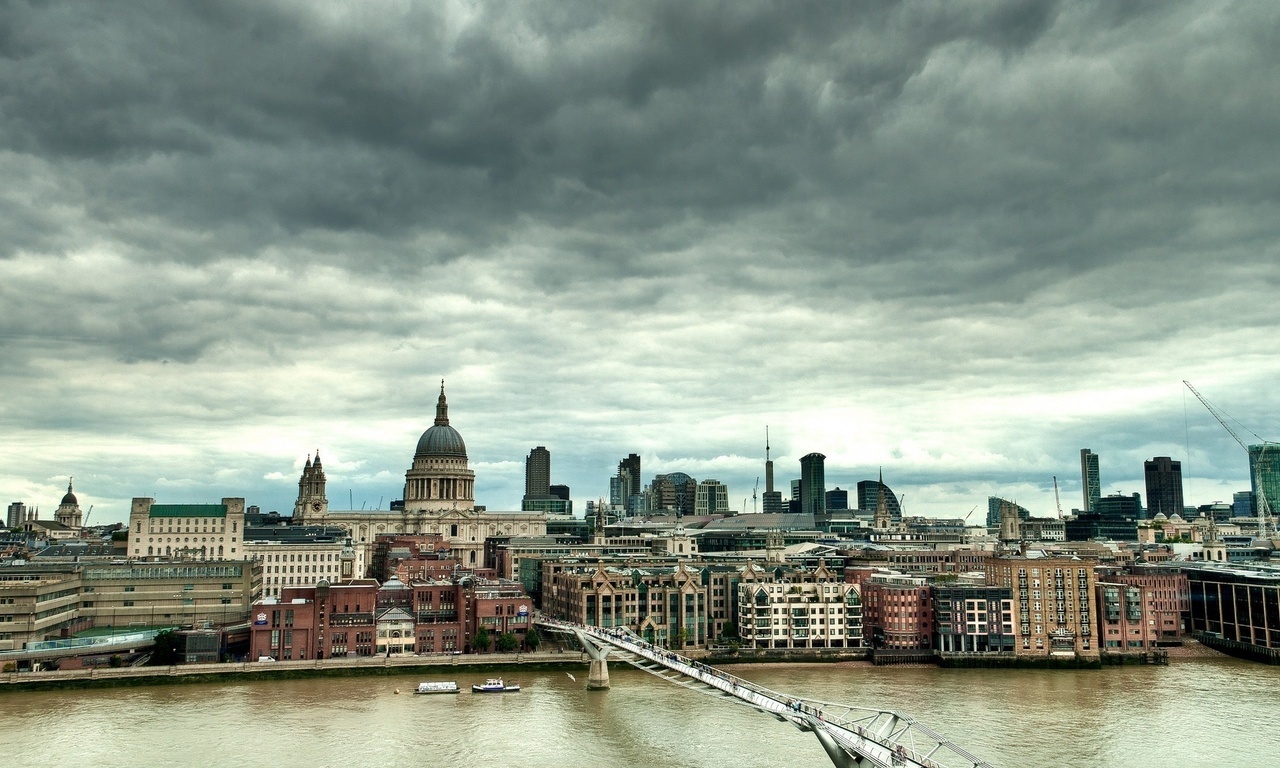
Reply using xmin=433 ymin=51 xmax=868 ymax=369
xmin=60 ymin=479 xmax=77 ymax=506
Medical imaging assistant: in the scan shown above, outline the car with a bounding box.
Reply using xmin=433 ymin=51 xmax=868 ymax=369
xmin=256 ymin=656 xmax=277 ymax=663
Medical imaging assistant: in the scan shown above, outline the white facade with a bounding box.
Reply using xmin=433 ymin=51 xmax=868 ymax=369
xmin=738 ymin=580 xmax=862 ymax=650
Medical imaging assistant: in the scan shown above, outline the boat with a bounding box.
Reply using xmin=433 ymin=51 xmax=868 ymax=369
xmin=414 ymin=681 xmax=460 ymax=695
xmin=471 ymin=677 xmax=520 ymax=693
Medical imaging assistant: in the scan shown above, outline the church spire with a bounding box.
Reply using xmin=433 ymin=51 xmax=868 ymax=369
xmin=434 ymin=379 xmax=450 ymax=426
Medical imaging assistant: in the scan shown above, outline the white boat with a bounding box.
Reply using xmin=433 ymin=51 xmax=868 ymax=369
xmin=414 ymin=681 xmax=460 ymax=695
xmin=472 ymin=677 xmax=520 ymax=693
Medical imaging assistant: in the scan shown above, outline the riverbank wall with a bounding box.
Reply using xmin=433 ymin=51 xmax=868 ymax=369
xmin=0 ymin=651 xmax=592 ymax=693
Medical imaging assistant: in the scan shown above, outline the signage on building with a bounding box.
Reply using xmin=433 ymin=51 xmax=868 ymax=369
xmin=517 ymin=605 xmax=529 ymax=617
xmin=254 ymin=613 xmax=268 ymax=626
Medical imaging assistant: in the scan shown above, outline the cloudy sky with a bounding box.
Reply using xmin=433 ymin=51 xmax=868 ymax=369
xmin=3 ymin=0 xmax=1278 ymax=526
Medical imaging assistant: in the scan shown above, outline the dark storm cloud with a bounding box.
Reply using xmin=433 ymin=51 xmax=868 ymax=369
xmin=2 ymin=0 xmax=1278 ymax=519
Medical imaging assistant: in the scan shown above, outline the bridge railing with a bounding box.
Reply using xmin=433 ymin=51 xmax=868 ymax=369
xmin=536 ymin=616 xmax=994 ymax=768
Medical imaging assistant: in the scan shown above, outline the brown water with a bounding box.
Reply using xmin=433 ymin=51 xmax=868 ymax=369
xmin=1 ymin=657 xmax=1277 ymax=767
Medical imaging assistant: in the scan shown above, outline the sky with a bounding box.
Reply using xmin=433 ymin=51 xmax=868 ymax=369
xmin=3 ymin=0 xmax=1278 ymax=526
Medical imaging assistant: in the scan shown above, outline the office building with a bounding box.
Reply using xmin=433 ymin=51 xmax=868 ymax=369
xmin=6 ymin=502 xmax=27 ymax=530
xmin=1143 ymin=457 xmax=1184 ymax=519
xmin=856 ymin=480 xmax=901 ymax=519
xmin=1234 ymin=491 xmax=1254 ymax=519
xmin=799 ymin=453 xmax=826 ymax=516
xmin=1081 ymin=449 xmax=1101 ymax=512
xmin=694 ymin=479 xmax=730 ymax=515
xmin=524 ymin=446 xmax=551 ymax=499
xmin=1248 ymin=443 xmax=1280 ymax=517
xmin=825 ymin=487 xmax=849 ymax=511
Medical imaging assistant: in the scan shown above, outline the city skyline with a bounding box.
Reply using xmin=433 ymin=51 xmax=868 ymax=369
xmin=2 ymin=2 xmax=1278 ymax=523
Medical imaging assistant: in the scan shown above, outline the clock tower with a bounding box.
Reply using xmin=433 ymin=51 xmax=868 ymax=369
xmin=294 ymin=451 xmax=329 ymax=523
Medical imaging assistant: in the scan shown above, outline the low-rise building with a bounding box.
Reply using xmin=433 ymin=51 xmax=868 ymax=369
xmin=861 ymin=574 xmax=933 ymax=650
xmin=934 ymin=584 xmax=1015 ymax=655
xmin=128 ymin=498 xmax=247 ymax=561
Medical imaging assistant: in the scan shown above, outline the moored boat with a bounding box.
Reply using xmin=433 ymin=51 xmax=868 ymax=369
xmin=471 ymin=677 xmax=520 ymax=693
xmin=414 ymin=681 xmax=460 ymax=695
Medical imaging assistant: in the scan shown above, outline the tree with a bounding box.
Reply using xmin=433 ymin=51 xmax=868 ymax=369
xmin=720 ymin=621 xmax=738 ymax=640
xmin=524 ymin=626 xmax=541 ymax=652
xmin=150 ymin=629 xmax=182 ymax=665
xmin=495 ymin=632 xmax=518 ymax=653
xmin=675 ymin=627 xmax=690 ymax=647
xmin=473 ymin=627 xmax=490 ymax=653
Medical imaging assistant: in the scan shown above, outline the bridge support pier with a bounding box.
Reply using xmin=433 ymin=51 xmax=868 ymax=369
xmin=573 ymin=629 xmax=611 ymax=690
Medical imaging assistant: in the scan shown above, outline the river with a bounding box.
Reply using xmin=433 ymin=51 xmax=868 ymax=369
xmin=1 ymin=657 xmax=1277 ymax=767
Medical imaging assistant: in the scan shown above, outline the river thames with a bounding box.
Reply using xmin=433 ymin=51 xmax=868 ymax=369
xmin=2 ymin=657 xmax=1277 ymax=767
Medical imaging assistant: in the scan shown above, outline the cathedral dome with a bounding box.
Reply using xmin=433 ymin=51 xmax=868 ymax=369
xmin=416 ymin=424 xmax=467 ymax=458
xmin=414 ymin=382 xmax=468 ymax=459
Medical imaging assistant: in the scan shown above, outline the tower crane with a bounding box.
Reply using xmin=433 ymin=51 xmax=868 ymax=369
xmin=1052 ymin=477 xmax=1063 ymax=519
xmin=1183 ymin=380 xmax=1275 ymax=540
xmin=752 ymin=477 xmax=759 ymax=514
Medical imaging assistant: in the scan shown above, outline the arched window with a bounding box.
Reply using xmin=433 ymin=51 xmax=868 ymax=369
xmin=147 ymin=546 xmax=154 ymax=555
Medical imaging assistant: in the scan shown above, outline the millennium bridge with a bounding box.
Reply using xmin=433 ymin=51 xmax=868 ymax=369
xmin=537 ymin=617 xmax=996 ymax=768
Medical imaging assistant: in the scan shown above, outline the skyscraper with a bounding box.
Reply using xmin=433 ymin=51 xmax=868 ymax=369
xmin=856 ymin=480 xmax=901 ymax=518
xmin=1248 ymin=443 xmax=1280 ymax=518
xmin=825 ymin=487 xmax=849 ymax=510
xmin=1080 ymin=449 xmax=1101 ymax=513
xmin=1143 ymin=457 xmax=1184 ymax=518
xmin=6 ymin=501 xmax=26 ymax=530
xmin=524 ymin=446 xmax=551 ymax=499
xmin=799 ymin=453 xmax=826 ymax=516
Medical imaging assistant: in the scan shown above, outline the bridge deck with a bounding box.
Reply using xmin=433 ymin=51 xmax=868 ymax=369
xmin=538 ymin=618 xmax=995 ymax=768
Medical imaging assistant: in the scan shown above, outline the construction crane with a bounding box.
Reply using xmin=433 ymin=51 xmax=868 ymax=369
xmin=752 ymin=477 xmax=759 ymax=514
xmin=963 ymin=504 xmax=978 ymax=522
xmin=1052 ymin=477 xmax=1063 ymax=519
xmin=1184 ymin=380 xmax=1275 ymax=540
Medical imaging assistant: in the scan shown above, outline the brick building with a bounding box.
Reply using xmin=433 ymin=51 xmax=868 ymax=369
xmin=861 ymin=574 xmax=933 ymax=650
xmin=985 ymin=555 xmax=1099 ymax=659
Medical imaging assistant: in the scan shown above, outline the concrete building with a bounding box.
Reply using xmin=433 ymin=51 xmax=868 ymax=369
xmin=1144 ymin=457 xmax=1184 ymax=520
xmin=799 ymin=453 xmax=826 ymax=516
xmin=524 ymin=446 xmax=551 ymax=499
xmin=80 ymin=560 xmax=260 ymax=631
xmin=1081 ymin=449 xmax=1101 ymax=513
xmin=985 ymin=555 xmax=1099 ymax=659
xmin=244 ymin=530 xmax=354 ymax=599
xmin=694 ymin=479 xmax=730 ymax=516
xmin=0 ymin=573 xmax=84 ymax=651
xmin=128 ymin=498 xmax=248 ymax=561
xmin=6 ymin=502 xmax=28 ymax=530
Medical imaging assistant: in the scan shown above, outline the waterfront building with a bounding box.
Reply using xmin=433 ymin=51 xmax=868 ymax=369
xmin=694 ymin=479 xmax=730 ymax=515
xmin=293 ymin=385 xmax=546 ymax=572
xmin=1095 ymin=581 xmax=1156 ymax=652
xmin=0 ymin=572 xmax=84 ymax=651
xmin=860 ymin=574 xmax=933 ymax=650
xmin=80 ymin=560 xmax=259 ymax=631
xmin=985 ymin=554 xmax=1099 ymax=659
xmin=128 ymin=497 xmax=248 ymax=561
xmin=933 ymin=584 xmax=1015 ymax=655
xmin=1143 ymin=457 xmax=1184 ymax=519
xmin=737 ymin=574 xmax=862 ymax=650
xmin=543 ymin=561 xmax=708 ymax=647
xmin=1184 ymin=562 xmax=1280 ymax=661
xmin=1081 ymin=449 xmax=1101 ymax=513
xmin=1109 ymin=565 xmax=1189 ymax=644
